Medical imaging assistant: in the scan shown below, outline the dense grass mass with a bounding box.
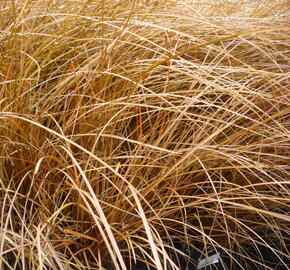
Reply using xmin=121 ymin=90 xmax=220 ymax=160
xmin=0 ymin=0 xmax=289 ymax=269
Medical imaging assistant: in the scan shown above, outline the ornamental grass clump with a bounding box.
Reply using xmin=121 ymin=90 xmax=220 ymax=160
xmin=0 ymin=0 xmax=289 ymax=269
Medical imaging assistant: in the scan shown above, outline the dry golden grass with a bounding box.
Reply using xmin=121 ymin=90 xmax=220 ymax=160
xmin=0 ymin=0 xmax=289 ymax=269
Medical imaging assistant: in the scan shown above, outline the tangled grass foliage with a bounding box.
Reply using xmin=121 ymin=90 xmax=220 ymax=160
xmin=0 ymin=0 xmax=289 ymax=269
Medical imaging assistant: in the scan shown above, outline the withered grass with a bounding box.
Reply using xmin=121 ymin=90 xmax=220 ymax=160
xmin=0 ymin=0 xmax=289 ymax=269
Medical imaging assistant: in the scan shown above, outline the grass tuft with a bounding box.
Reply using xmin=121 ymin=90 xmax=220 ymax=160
xmin=0 ymin=0 xmax=289 ymax=269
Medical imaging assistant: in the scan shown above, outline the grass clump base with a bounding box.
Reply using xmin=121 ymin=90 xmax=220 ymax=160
xmin=0 ymin=0 xmax=289 ymax=269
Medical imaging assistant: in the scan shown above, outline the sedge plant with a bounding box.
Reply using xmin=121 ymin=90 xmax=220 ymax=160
xmin=0 ymin=0 xmax=289 ymax=269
